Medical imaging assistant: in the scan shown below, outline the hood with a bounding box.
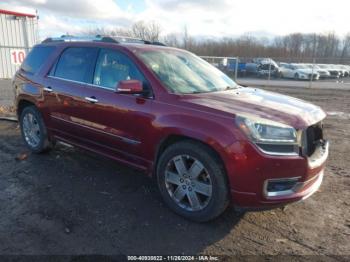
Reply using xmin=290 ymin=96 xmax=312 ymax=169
xmin=179 ymin=87 xmax=326 ymax=129
xmin=317 ymin=70 xmax=330 ymax=75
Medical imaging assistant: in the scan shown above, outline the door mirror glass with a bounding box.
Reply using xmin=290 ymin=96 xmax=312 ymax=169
xmin=116 ymin=80 xmax=143 ymax=94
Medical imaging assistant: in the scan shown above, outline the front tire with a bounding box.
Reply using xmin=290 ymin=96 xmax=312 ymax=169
xmin=20 ymin=105 xmax=51 ymax=153
xmin=157 ymin=141 xmax=229 ymax=222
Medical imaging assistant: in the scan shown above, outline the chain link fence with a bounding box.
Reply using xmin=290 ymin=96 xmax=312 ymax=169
xmin=200 ymin=56 xmax=350 ymax=88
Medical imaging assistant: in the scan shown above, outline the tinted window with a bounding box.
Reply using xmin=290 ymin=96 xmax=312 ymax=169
xmin=21 ymin=46 xmax=55 ymax=74
xmin=54 ymin=47 xmax=98 ymax=83
xmin=93 ymin=49 xmax=147 ymax=90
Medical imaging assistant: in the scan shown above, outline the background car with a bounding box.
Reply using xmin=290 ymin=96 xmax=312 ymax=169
xmin=218 ymin=58 xmax=247 ymax=76
xmin=245 ymin=58 xmax=280 ymax=78
xmin=318 ymin=64 xmax=341 ymax=78
xmin=334 ymin=64 xmax=349 ymax=77
xmin=339 ymin=65 xmax=350 ymax=77
xmin=303 ymin=64 xmax=331 ymax=79
xmin=279 ymin=63 xmax=319 ymax=80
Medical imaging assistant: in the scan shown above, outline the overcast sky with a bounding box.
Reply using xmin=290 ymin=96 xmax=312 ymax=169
xmin=1 ymin=0 xmax=349 ymax=39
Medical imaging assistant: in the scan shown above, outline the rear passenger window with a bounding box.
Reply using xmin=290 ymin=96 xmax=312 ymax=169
xmin=21 ymin=46 xmax=55 ymax=74
xmin=54 ymin=47 xmax=98 ymax=83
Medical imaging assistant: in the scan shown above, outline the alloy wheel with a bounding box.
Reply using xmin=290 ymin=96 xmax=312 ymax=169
xmin=164 ymin=155 xmax=213 ymax=211
xmin=22 ymin=112 xmax=41 ymax=148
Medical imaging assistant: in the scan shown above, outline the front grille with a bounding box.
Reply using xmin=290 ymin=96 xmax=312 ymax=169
xmin=329 ymin=71 xmax=339 ymax=76
xmin=303 ymin=122 xmax=324 ymax=156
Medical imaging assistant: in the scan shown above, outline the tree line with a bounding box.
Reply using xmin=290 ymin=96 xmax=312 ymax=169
xmin=86 ymin=21 xmax=350 ymax=64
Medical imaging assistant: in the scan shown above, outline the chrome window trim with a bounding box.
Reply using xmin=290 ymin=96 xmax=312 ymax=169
xmin=47 ymin=75 xmax=154 ymax=99
xmin=48 ymin=75 xmax=115 ymax=91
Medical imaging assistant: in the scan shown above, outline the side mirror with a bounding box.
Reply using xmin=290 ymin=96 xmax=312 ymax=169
xmin=116 ymin=80 xmax=143 ymax=94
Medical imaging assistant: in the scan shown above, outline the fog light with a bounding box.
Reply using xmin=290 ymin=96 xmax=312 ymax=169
xmin=267 ymin=180 xmax=296 ymax=191
xmin=264 ymin=177 xmax=300 ymax=197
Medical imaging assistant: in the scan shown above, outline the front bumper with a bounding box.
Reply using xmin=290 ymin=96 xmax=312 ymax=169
xmin=299 ymin=73 xmax=319 ymax=80
xmin=226 ymin=140 xmax=329 ymax=209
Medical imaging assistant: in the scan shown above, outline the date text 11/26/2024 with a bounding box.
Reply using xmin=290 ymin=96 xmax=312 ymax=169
xmin=127 ymin=255 xmax=219 ymax=261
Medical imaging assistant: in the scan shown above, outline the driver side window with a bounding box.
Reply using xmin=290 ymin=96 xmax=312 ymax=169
xmin=93 ymin=49 xmax=149 ymax=92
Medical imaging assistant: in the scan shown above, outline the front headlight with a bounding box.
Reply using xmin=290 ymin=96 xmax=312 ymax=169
xmin=236 ymin=115 xmax=300 ymax=156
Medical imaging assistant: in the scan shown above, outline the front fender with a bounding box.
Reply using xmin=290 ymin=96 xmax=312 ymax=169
xmin=148 ymin=112 xmax=246 ymax=175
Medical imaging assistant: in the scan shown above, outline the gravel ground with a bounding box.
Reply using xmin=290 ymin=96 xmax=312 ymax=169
xmin=0 ymin=84 xmax=349 ymax=258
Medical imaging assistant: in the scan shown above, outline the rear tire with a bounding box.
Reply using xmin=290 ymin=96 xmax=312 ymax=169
xmin=157 ymin=141 xmax=230 ymax=222
xmin=20 ymin=105 xmax=52 ymax=153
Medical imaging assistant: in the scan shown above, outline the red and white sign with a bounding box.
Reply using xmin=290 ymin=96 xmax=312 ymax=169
xmin=10 ymin=49 xmax=26 ymax=65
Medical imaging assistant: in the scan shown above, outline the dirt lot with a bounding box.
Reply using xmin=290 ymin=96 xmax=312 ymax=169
xmin=0 ymin=85 xmax=349 ymax=258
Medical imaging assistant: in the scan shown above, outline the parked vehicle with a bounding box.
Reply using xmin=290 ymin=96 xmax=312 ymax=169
xmin=338 ymin=65 xmax=350 ymax=77
xmin=329 ymin=64 xmax=345 ymax=78
xmin=218 ymin=58 xmax=247 ymax=76
xmin=246 ymin=58 xmax=280 ymax=78
xmin=318 ymin=64 xmax=341 ymax=78
xmin=279 ymin=63 xmax=320 ymax=80
xmin=332 ymin=64 xmax=349 ymax=77
xmin=303 ymin=64 xmax=331 ymax=79
xmin=257 ymin=62 xmax=280 ymax=78
xmin=13 ymin=35 xmax=329 ymax=221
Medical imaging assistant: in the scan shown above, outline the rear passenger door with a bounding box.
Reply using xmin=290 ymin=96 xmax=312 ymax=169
xmin=44 ymin=46 xmax=99 ymax=141
xmin=79 ymin=48 xmax=154 ymax=167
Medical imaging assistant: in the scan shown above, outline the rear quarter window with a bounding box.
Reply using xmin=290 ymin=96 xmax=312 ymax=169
xmin=53 ymin=47 xmax=98 ymax=83
xmin=21 ymin=46 xmax=56 ymax=74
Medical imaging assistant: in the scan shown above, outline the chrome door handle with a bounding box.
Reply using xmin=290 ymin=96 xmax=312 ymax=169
xmin=85 ymin=96 xmax=98 ymax=103
xmin=44 ymin=86 xmax=53 ymax=92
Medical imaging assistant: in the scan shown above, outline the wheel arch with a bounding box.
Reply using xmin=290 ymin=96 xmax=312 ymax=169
xmin=154 ymin=134 xmax=228 ymax=179
xmin=17 ymin=99 xmax=36 ymax=118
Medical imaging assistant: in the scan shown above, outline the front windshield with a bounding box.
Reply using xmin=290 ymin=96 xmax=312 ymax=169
xmin=137 ymin=49 xmax=238 ymax=94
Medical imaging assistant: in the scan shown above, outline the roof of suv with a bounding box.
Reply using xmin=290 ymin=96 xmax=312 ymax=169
xmin=43 ymin=44 xmax=184 ymax=60
xmin=42 ymin=35 xmax=170 ymax=49
xmin=40 ymin=41 xmax=179 ymax=56
xmin=40 ymin=35 xmax=173 ymax=52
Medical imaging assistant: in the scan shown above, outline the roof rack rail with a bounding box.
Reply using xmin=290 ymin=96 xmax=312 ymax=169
xmin=112 ymin=36 xmax=146 ymax=44
xmin=41 ymin=35 xmax=166 ymax=46
xmin=110 ymin=36 xmax=166 ymax=46
xmin=41 ymin=35 xmax=119 ymax=44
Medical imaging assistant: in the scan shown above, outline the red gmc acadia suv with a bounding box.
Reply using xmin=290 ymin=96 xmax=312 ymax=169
xmin=13 ymin=36 xmax=329 ymax=221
